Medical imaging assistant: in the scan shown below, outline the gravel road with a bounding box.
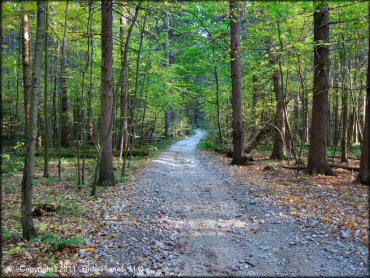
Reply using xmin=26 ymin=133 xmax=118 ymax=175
xmin=79 ymin=129 xmax=368 ymax=276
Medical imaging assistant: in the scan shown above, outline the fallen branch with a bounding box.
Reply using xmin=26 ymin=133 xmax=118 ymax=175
xmin=279 ymin=164 xmax=359 ymax=172
xmin=245 ymin=113 xmax=281 ymax=154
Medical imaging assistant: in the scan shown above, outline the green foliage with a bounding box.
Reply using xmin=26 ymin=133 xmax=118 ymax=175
xmin=7 ymin=246 xmax=22 ymax=255
xmin=13 ymin=141 xmax=24 ymax=151
xmin=5 ymin=210 xmax=21 ymax=219
xmin=40 ymin=232 xmax=84 ymax=252
xmin=198 ymin=139 xmax=218 ymax=151
xmin=59 ymin=200 xmax=85 ymax=216
xmin=2 ymin=230 xmax=21 ymax=242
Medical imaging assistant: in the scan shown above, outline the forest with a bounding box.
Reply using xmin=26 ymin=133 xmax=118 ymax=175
xmin=0 ymin=0 xmax=369 ymax=276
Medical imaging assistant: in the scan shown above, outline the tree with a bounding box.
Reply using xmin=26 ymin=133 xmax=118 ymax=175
xmin=230 ymin=0 xmax=246 ymax=165
xmin=165 ymin=12 xmax=172 ymax=139
xmin=60 ymin=2 xmax=69 ymax=146
xmin=0 ymin=1 xmax=3 ymax=203
xmin=22 ymin=9 xmax=31 ymax=134
xmin=21 ymin=0 xmax=46 ymax=240
xmin=306 ymin=1 xmax=334 ymax=176
xmin=98 ymin=0 xmax=115 ymax=186
xmin=266 ymin=36 xmax=286 ymax=160
xmin=357 ymin=1 xmax=370 ymax=185
xmin=118 ymin=3 xmax=141 ymax=175
xmin=43 ymin=3 xmax=49 ymax=178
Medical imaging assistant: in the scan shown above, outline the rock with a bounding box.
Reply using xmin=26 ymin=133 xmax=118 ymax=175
xmin=324 ymin=247 xmax=337 ymax=253
xmin=340 ymin=230 xmax=349 ymax=239
xmin=250 ymin=200 xmax=257 ymax=205
xmin=260 ymin=245 xmax=271 ymax=251
xmin=354 ymin=229 xmax=360 ymax=237
xmin=154 ymin=240 xmax=165 ymax=249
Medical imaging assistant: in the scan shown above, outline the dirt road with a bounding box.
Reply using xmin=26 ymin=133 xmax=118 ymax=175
xmin=79 ymin=130 xmax=368 ymax=276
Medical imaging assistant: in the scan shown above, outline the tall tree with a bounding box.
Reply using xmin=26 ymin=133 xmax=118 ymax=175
xmin=60 ymin=2 xmax=69 ymax=146
xmin=98 ymin=0 xmax=115 ymax=186
xmin=165 ymin=12 xmax=171 ymax=139
xmin=21 ymin=0 xmax=46 ymax=240
xmin=357 ymin=1 xmax=370 ymax=185
xmin=266 ymin=36 xmax=286 ymax=160
xmin=119 ymin=4 xmax=140 ymax=162
xmin=22 ymin=10 xmax=31 ymax=134
xmin=0 ymin=1 xmax=3 ymax=216
xmin=230 ymin=0 xmax=246 ymax=165
xmin=340 ymin=32 xmax=349 ymax=162
xmin=43 ymin=3 xmax=49 ymax=178
xmin=306 ymin=1 xmax=334 ymax=175
xmin=119 ymin=13 xmax=129 ymax=162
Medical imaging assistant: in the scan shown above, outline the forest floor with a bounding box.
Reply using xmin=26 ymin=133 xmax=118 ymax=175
xmin=2 ymin=130 xmax=369 ymax=276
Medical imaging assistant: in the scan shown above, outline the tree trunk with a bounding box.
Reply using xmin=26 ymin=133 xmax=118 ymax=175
xmin=266 ymin=36 xmax=285 ymax=160
xmin=43 ymin=3 xmax=49 ymax=178
xmin=87 ymin=7 xmax=94 ymax=143
xmin=14 ymin=34 xmax=21 ymax=144
xmin=98 ymin=0 xmax=115 ymax=186
xmin=139 ymin=93 xmax=148 ymax=148
xmin=245 ymin=112 xmax=282 ymax=155
xmin=82 ymin=0 xmax=93 ymax=185
xmin=119 ymin=14 xmax=128 ymax=160
xmin=21 ymin=0 xmax=45 ymax=240
xmin=0 ymin=1 xmax=3 ymax=198
xmin=252 ymin=75 xmax=258 ymax=112
xmin=60 ymin=2 xmax=69 ymax=147
xmin=357 ymin=1 xmax=370 ymax=185
xmin=52 ymin=74 xmax=58 ymax=141
xmin=165 ymin=12 xmax=171 ymax=139
xmin=149 ymin=113 xmax=157 ymax=143
xmin=22 ymin=12 xmax=32 ymax=135
xmin=340 ymin=38 xmax=348 ymax=162
xmin=333 ymin=61 xmax=340 ymax=146
xmin=230 ymin=0 xmax=246 ymax=165
xmin=327 ymin=93 xmax=332 ymax=146
xmin=296 ymin=53 xmax=309 ymax=143
xmin=306 ymin=2 xmax=334 ymax=176
xmin=119 ymin=5 xmax=140 ymax=162
xmin=130 ymin=14 xmax=146 ymax=146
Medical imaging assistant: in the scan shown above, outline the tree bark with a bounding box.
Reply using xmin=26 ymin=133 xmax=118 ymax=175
xmin=119 ymin=14 xmax=129 ymax=160
xmin=306 ymin=1 xmax=334 ymax=176
xmin=82 ymin=0 xmax=93 ymax=185
xmin=340 ymin=34 xmax=348 ymax=162
xmin=296 ymin=53 xmax=309 ymax=143
xmin=245 ymin=112 xmax=282 ymax=155
xmin=52 ymin=73 xmax=58 ymax=141
xmin=119 ymin=4 xmax=140 ymax=162
xmin=266 ymin=36 xmax=286 ymax=160
xmin=0 ymin=1 xmax=3 ymax=202
xmin=60 ymin=2 xmax=69 ymax=147
xmin=98 ymin=0 xmax=115 ymax=186
xmin=14 ymin=29 xmax=22 ymax=144
xmin=230 ymin=0 xmax=246 ymax=165
xmin=22 ymin=12 xmax=31 ymax=135
xmin=165 ymin=12 xmax=171 ymax=139
xmin=357 ymin=1 xmax=370 ymax=185
xmin=87 ymin=4 xmax=94 ymax=142
xmin=43 ymin=3 xmax=49 ymax=178
xmin=21 ymin=0 xmax=46 ymax=240
xmin=333 ymin=60 xmax=340 ymax=145
xmin=129 ymin=13 xmax=146 ymax=146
